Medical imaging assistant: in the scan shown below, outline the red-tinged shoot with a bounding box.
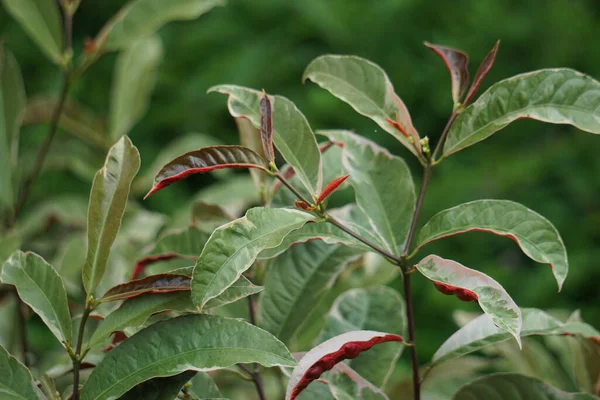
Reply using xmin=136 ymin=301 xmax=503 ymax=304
xmin=464 ymin=40 xmax=500 ymax=105
xmin=433 ymin=281 xmax=479 ymax=302
xmin=424 ymin=42 xmax=470 ymax=105
xmin=260 ymin=91 xmax=275 ymax=163
xmin=132 ymin=253 xmax=182 ymax=280
xmin=316 ymin=175 xmax=349 ymax=206
xmin=295 ymin=201 xmax=312 ymax=211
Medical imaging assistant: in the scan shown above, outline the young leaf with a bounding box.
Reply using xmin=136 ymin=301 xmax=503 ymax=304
xmin=318 ymin=287 xmax=407 ymax=387
xmin=99 ymin=274 xmax=191 ymax=303
xmin=416 ymin=255 xmax=522 ymax=346
xmin=316 ymin=175 xmax=349 ymax=206
xmin=236 ymin=117 xmax=269 ymax=193
xmin=452 ymin=373 xmax=598 ymax=400
xmin=286 ymin=330 xmax=404 ymax=400
xmin=93 ymin=0 xmax=225 ymax=52
xmin=321 ymin=130 xmax=416 ymax=255
xmin=260 ymin=241 xmax=363 ymax=344
xmin=0 ymin=344 xmax=43 ymax=400
xmin=191 ymin=207 xmax=314 ymax=310
xmin=81 ymin=314 xmax=296 ymax=400
xmin=1 ymin=251 xmax=72 ymax=346
xmin=424 ymin=42 xmax=469 ymax=105
xmin=1 ymin=0 xmax=63 ymax=64
xmin=209 ymin=85 xmax=323 ymax=195
xmin=416 ymin=200 xmax=568 ymax=290
xmin=260 ymin=91 xmax=275 ymax=162
xmin=83 ymin=136 xmax=141 ymax=295
xmin=145 ymin=145 xmax=269 ymax=198
xmin=303 ymin=55 xmax=420 ymax=157
xmin=118 ymin=371 xmax=196 ymax=400
xmin=463 ymin=40 xmax=500 ymax=105
xmin=444 ymin=68 xmax=600 ymax=156
xmin=109 ymin=36 xmax=163 ymax=140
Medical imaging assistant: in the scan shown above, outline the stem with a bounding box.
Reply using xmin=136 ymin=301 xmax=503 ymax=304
xmin=403 ymin=274 xmax=420 ymax=400
xmin=402 ymin=164 xmax=432 ymax=257
xmin=71 ymin=305 xmax=92 ymax=400
xmin=274 ymin=172 xmax=313 ymax=206
xmin=431 ymin=111 xmax=459 ymax=162
xmin=246 ymin=284 xmax=267 ymax=400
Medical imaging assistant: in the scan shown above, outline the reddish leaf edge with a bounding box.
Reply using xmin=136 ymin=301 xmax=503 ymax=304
xmin=260 ymin=90 xmax=275 ymax=162
xmin=316 ymin=175 xmax=350 ymax=205
xmin=463 ymin=40 xmax=500 ymax=105
xmin=132 ymin=253 xmax=190 ymax=280
xmin=100 ymin=274 xmax=191 ymax=303
xmin=433 ymin=281 xmax=478 ymax=302
xmin=424 ymin=41 xmax=470 ymax=102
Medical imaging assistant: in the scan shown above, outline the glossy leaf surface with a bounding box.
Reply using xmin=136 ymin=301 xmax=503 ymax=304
xmin=81 ymin=314 xmax=296 ymax=400
xmin=192 ymin=207 xmax=314 ymax=309
xmin=209 ymin=85 xmax=322 ymax=194
xmin=416 ymin=200 xmax=568 ymax=289
xmin=83 ymin=136 xmax=140 ymax=294
xmin=100 ymin=274 xmax=191 ymax=302
xmin=1 ymin=251 xmax=72 ymax=345
xmin=0 ymin=344 xmax=43 ymax=400
xmin=444 ymin=68 xmax=600 ymax=156
xmin=416 ymin=255 xmax=522 ymax=346
xmin=425 ymin=42 xmax=469 ymax=105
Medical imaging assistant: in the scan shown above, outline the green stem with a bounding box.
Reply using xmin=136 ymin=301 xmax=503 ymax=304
xmin=246 ymin=272 xmax=267 ymax=400
xmin=71 ymin=304 xmax=92 ymax=400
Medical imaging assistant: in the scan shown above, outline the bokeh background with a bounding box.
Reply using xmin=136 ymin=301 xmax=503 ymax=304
xmin=2 ymin=0 xmax=599 ymax=397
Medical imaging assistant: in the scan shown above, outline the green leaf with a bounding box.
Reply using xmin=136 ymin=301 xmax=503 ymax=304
xmin=0 ymin=296 xmax=18 ymax=353
xmin=203 ymin=275 xmax=262 ymax=309
xmin=236 ymin=117 xmax=268 ymax=193
xmin=191 ymin=201 xmax=234 ymax=233
xmin=0 ymin=344 xmax=43 ymax=400
xmin=260 ymin=241 xmax=363 ymax=345
xmin=1 ymin=251 xmax=72 ymax=345
xmin=187 ymin=372 xmax=222 ymax=399
xmin=94 ymin=0 xmax=225 ymax=52
xmin=303 ymin=55 xmax=421 ymax=157
xmin=0 ymin=231 xmax=21 ymax=266
xmin=416 ymin=255 xmax=522 ymax=346
xmin=109 ymin=36 xmax=163 ymax=140
xmin=320 ymin=130 xmax=415 ymax=255
xmin=416 ymin=200 xmax=568 ymax=290
xmin=191 ymin=207 xmax=314 ymax=309
xmin=209 ymin=85 xmax=323 ymax=195
xmin=318 ymin=287 xmax=406 ymax=387
xmin=100 ymin=274 xmax=191 ymax=303
xmin=444 ymin=69 xmax=600 ymax=156
xmin=81 ymin=314 xmax=296 ymax=400
xmin=326 ymin=365 xmax=390 ymax=400
xmin=452 ymin=373 xmax=599 ymax=400
xmin=83 ymin=136 xmax=141 ymax=295
xmin=118 ymin=371 xmax=196 ymax=400
xmin=17 ymin=195 xmax=87 ymax=238
xmin=1 ymin=0 xmax=63 ymax=64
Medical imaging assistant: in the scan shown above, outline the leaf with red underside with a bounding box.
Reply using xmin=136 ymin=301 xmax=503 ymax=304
xmin=463 ymin=40 xmax=500 ymax=105
xmin=316 ymin=175 xmax=349 ymax=206
xmin=132 ymin=253 xmax=182 ymax=280
xmin=260 ymin=91 xmax=275 ymax=162
xmin=145 ymin=145 xmax=269 ymax=198
xmin=285 ymin=330 xmax=405 ymax=400
xmin=416 ymin=255 xmax=522 ymax=346
xmin=100 ymin=274 xmax=190 ymax=303
xmin=425 ymin=42 xmax=469 ymax=105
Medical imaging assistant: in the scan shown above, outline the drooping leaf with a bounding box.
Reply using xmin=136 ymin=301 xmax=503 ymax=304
xmin=444 ymin=68 xmax=600 ymax=156
xmin=109 ymin=36 xmax=163 ymax=140
xmin=1 ymin=251 xmax=72 ymax=345
xmin=94 ymin=0 xmax=225 ymax=52
xmin=303 ymin=55 xmax=420 ymax=157
xmin=318 ymin=287 xmax=406 ymax=387
xmin=118 ymin=371 xmax=196 ymax=400
xmin=81 ymin=314 xmax=296 ymax=400
xmin=317 ymin=175 xmax=350 ymax=206
xmin=416 ymin=200 xmax=568 ymax=289
xmin=0 ymin=344 xmax=43 ymax=400
xmin=260 ymin=241 xmax=363 ymax=345
xmin=100 ymin=274 xmax=191 ymax=303
xmin=83 ymin=136 xmax=141 ymax=295
xmin=191 ymin=207 xmax=314 ymax=309
xmin=260 ymin=91 xmax=275 ymax=162
xmin=286 ymin=330 xmax=404 ymax=400
xmin=209 ymin=85 xmax=322 ymax=194
xmin=145 ymin=145 xmax=269 ymax=198
xmin=463 ymin=40 xmax=500 ymax=105
xmin=451 ymin=373 xmax=598 ymax=400
xmin=416 ymin=255 xmax=522 ymax=346
xmin=424 ymin=42 xmax=469 ymax=105
xmin=320 ymin=130 xmax=415 ymax=255
xmin=1 ymin=0 xmax=63 ymax=64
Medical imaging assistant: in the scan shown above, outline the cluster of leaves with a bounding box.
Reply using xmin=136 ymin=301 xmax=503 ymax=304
xmin=1 ymin=1 xmax=600 ymax=400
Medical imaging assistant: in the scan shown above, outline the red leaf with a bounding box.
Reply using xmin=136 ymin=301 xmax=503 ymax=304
xmin=425 ymin=42 xmax=470 ymax=104
xmin=132 ymin=253 xmax=182 ymax=280
xmin=385 ymin=117 xmax=410 ymax=138
xmin=286 ymin=331 xmax=404 ymax=400
xmin=316 ymin=175 xmax=349 ymax=205
xmin=100 ymin=274 xmax=191 ymax=303
xmin=144 ymin=146 xmax=269 ymax=198
xmin=463 ymin=40 xmax=500 ymax=105
xmin=102 ymin=331 xmax=128 ymax=352
xmin=260 ymin=92 xmax=275 ymax=162
xmin=433 ymin=281 xmax=479 ymax=302
xmin=295 ymin=201 xmax=312 ymax=211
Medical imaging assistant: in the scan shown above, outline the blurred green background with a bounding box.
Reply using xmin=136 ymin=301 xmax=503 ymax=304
xmin=2 ymin=0 xmax=599 ymax=389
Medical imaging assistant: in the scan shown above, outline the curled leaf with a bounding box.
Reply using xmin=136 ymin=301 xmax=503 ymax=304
xmin=425 ymin=42 xmax=469 ymax=105
xmin=316 ymin=175 xmax=349 ymax=205
xmin=464 ymin=40 xmax=500 ymax=105
xmin=260 ymin=91 xmax=275 ymax=162
xmin=100 ymin=274 xmax=190 ymax=303
xmin=132 ymin=253 xmax=183 ymax=280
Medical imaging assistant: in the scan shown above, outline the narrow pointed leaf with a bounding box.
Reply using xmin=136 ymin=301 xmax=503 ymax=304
xmin=94 ymin=0 xmax=225 ymax=52
xmin=1 ymin=251 xmax=72 ymax=345
xmin=260 ymin=91 xmax=275 ymax=162
xmin=81 ymin=314 xmax=296 ymax=400
xmin=118 ymin=371 xmax=196 ymax=400
xmin=209 ymin=85 xmax=322 ymax=194
xmin=425 ymin=42 xmax=469 ymax=105
xmin=303 ymin=55 xmax=420 ymax=157
xmin=318 ymin=287 xmax=406 ymax=387
xmin=145 ymin=145 xmax=269 ymax=198
xmin=0 ymin=344 xmax=43 ymax=400
xmin=109 ymin=36 xmax=162 ymax=140
xmin=286 ymin=330 xmax=404 ymax=400
xmin=321 ymin=130 xmax=415 ymax=255
xmin=416 ymin=255 xmax=522 ymax=346
xmin=1 ymin=0 xmax=62 ymax=64
xmin=416 ymin=200 xmax=568 ymax=289
xmin=236 ymin=117 xmax=269 ymax=193
xmin=316 ymin=175 xmax=349 ymax=206
xmin=444 ymin=68 xmax=600 ymax=156
xmin=192 ymin=207 xmax=314 ymax=309
xmin=452 ymin=373 xmax=598 ymax=400
xmin=83 ymin=136 xmax=141 ymax=294
xmin=260 ymin=241 xmax=363 ymax=344
xmin=463 ymin=40 xmax=500 ymax=105
xmin=100 ymin=274 xmax=191 ymax=303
